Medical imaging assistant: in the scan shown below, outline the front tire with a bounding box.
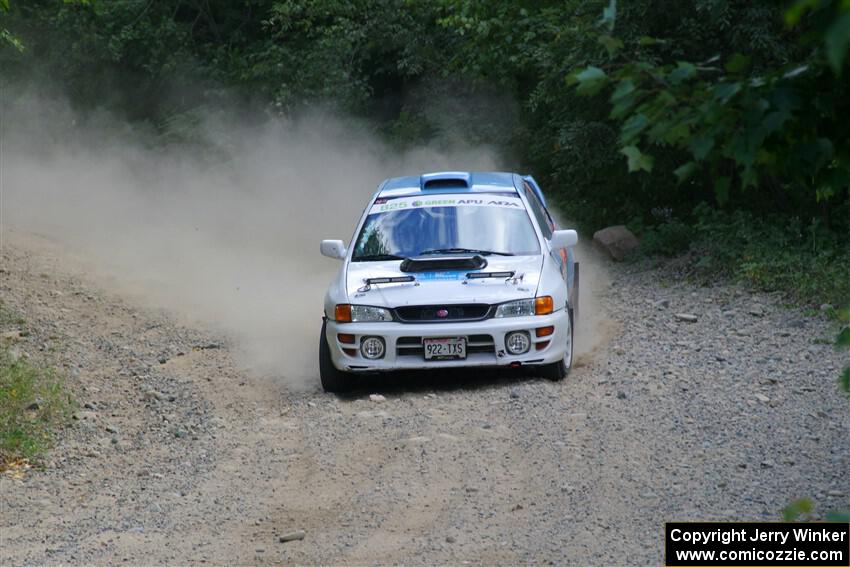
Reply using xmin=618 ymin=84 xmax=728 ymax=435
xmin=540 ymin=309 xmax=574 ymax=381
xmin=319 ymin=320 xmax=353 ymax=393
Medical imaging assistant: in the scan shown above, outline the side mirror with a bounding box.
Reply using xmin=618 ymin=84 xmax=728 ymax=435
xmin=320 ymin=239 xmax=347 ymax=260
xmin=550 ymin=229 xmax=578 ymax=249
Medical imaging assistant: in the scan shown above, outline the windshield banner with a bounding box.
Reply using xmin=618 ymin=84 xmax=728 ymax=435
xmin=370 ymin=195 xmax=524 ymax=214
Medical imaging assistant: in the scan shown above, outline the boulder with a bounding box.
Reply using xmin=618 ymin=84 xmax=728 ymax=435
xmin=592 ymin=225 xmax=639 ymax=261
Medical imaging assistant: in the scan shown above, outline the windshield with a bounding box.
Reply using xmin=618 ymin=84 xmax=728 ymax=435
xmin=351 ymin=194 xmax=540 ymax=261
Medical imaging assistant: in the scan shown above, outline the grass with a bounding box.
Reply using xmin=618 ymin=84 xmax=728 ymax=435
xmin=0 ymin=349 xmax=73 ymax=464
xmin=0 ymin=304 xmax=73 ymax=467
xmin=636 ymin=204 xmax=850 ymax=309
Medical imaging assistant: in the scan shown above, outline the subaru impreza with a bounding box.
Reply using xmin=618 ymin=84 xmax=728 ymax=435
xmin=318 ymin=171 xmax=578 ymax=392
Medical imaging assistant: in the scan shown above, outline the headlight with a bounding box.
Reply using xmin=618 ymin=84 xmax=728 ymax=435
xmin=494 ymin=299 xmax=534 ymax=318
xmin=350 ymin=305 xmax=393 ymax=322
xmin=494 ymin=297 xmax=554 ymax=318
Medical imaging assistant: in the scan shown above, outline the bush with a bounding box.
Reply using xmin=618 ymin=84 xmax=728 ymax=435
xmin=640 ymin=204 xmax=850 ymax=308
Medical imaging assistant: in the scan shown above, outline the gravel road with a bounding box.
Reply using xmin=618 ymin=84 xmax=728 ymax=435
xmin=1 ymin=231 xmax=848 ymax=566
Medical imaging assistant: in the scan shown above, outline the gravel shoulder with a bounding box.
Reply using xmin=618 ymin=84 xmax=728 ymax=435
xmin=1 ymin=230 xmax=848 ymax=566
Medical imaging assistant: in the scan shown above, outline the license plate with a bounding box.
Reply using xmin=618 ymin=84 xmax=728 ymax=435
xmin=423 ymin=337 xmax=467 ymax=360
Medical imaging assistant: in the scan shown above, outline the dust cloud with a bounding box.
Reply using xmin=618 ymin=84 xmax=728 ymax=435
xmin=1 ymin=92 xmax=612 ymax=388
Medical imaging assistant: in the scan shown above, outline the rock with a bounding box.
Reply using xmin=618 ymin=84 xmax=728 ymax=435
xmin=754 ymin=394 xmax=771 ymax=404
xmin=617 ymin=391 xmax=627 ymax=400
xmin=105 ymin=425 xmax=119 ymax=434
xmin=674 ymin=313 xmax=698 ymax=323
xmin=509 ymin=389 xmax=520 ymax=399
xmin=7 ymin=347 xmax=22 ymax=362
xmin=355 ymin=410 xmax=389 ymax=419
xmin=2 ymin=330 xmax=23 ymax=342
xmin=158 ymin=356 xmax=168 ymax=364
xmin=72 ymin=410 xmax=97 ymax=421
xmin=369 ymin=394 xmax=386 ymax=403
xmin=654 ymin=299 xmax=670 ymax=309
xmin=26 ymin=402 xmax=40 ymax=411
xmin=279 ymin=530 xmax=306 ymax=543
xmin=748 ymin=304 xmax=765 ymax=317
xmin=445 ymin=536 xmax=456 ymax=544
xmin=592 ymin=225 xmax=639 ymax=261
xmin=143 ymin=389 xmax=166 ymax=402
xmin=820 ymin=303 xmax=832 ymax=312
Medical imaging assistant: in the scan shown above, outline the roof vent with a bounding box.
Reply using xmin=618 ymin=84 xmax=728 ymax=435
xmin=420 ymin=172 xmax=471 ymax=190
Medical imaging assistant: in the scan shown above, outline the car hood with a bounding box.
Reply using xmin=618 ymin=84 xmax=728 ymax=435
xmin=345 ymin=255 xmax=543 ymax=307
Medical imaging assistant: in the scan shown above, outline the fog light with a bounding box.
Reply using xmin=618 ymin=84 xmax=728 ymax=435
xmin=505 ymin=331 xmax=530 ymax=355
xmin=360 ymin=336 xmax=385 ymax=359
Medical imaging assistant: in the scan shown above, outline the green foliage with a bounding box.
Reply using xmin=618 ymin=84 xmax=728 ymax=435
xmin=645 ymin=204 xmax=850 ymax=308
xmin=573 ymin=0 xmax=850 ymax=214
xmin=640 ymin=218 xmax=694 ymax=257
xmin=0 ymin=349 xmax=73 ymax=463
xmin=782 ymin=498 xmax=813 ymax=521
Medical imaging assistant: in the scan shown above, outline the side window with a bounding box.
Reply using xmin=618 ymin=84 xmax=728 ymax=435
xmin=524 ymin=183 xmax=553 ymax=239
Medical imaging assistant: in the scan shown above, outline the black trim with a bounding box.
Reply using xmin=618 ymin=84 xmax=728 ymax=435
xmin=395 ymin=304 xmax=492 ymax=323
xmin=466 ymin=271 xmax=515 ymax=279
xmin=400 ymin=255 xmax=487 ymax=273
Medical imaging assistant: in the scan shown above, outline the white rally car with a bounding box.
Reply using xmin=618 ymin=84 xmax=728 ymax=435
xmin=318 ymin=171 xmax=578 ymax=392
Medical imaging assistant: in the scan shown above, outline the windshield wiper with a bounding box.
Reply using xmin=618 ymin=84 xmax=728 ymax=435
xmin=418 ymin=248 xmax=514 ymax=256
xmin=353 ymin=254 xmax=406 ymax=262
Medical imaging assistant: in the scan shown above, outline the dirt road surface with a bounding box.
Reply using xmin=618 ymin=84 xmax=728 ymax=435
xmin=1 ymin=229 xmax=848 ymax=565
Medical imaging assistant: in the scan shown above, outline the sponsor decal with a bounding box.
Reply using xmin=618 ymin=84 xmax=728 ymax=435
xmin=416 ymin=271 xmax=465 ymax=281
xmin=370 ymin=195 xmax=523 ymax=214
xmin=378 ymin=202 xmax=408 ymax=211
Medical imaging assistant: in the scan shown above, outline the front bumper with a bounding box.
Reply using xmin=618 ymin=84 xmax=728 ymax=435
xmin=325 ymin=310 xmax=570 ymax=372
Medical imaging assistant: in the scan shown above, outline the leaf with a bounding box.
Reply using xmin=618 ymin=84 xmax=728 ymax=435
xmin=669 ymin=61 xmax=696 ymax=85
xmin=620 ymin=113 xmax=649 ymax=144
xmin=573 ymin=66 xmax=609 ymax=96
xmin=0 ymin=0 xmax=8 ymax=11
xmin=610 ymin=79 xmax=635 ymax=102
xmin=725 ymin=53 xmax=751 ymax=74
xmin=638 ymin=36 xmax=663 ymax=46
xmin=713 ymin=81 xmax=742 ymax=104
xmin=825 ymin=11 xmax=850 ymax=74
xmin=784 ymin=0 xmax=820 ymax=26
xmin=600 ymin=0 xmax=617 ymax=31
xmin=841 ymin=367 xmax=850 ymax=393
xmin=714 ymin=176 xmax=731 ymax=205
xmin=836 ymin=327 xmax=850 ymax=348
xmin=741 ymin=166 xmax=759 ymax=189
xmin=690 ymin=136 xmax=715 ymax=161
xmin=674 ymin=162 xmax=698 ymax=183
xmin=598 ymin=34 xmax=623 ymax=56
xmin=782 ymin=498 xmax=813 ymax=521
xmin=621 ymin=145 xmax=654 ymax=173
xmin=663 ymin=121 xmax=691 ymax=145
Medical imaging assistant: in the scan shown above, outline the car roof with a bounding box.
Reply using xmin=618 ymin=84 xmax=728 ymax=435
xmin=377 ymin=171 xmax=521 ymax=198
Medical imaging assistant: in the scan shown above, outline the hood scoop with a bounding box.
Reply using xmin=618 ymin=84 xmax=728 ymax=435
xmin=399 ymin=254 xmax=487 ymax=273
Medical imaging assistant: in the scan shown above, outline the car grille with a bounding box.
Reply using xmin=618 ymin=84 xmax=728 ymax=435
xmin=396 ymin=335 xmax=496 ymax=357
xmin=395 ymin=304 xmax=491 ymax=323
